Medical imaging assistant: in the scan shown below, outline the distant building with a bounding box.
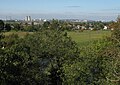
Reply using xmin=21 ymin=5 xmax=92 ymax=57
xmin=43 ymin=19 xmax=47 ymax=22
xmin=89 ymin=27 xmax=94 ymax=30
xmin=25 ymin=16 xmax=32 ymax=21
xmin=77 ymin=25 xmax=80 ymax=29
xmin=82 ymin=20 xmax=88 ymax=22
xmin=103 ymin=26 xmax=108 ymax=30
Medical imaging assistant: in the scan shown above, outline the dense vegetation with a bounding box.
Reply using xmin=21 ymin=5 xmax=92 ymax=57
xmin=0 ymin=19 xmax=120 ymax=85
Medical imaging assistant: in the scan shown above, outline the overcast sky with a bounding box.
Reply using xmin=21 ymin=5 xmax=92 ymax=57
xmin=0 ymin=0 xmax=120 ymax=21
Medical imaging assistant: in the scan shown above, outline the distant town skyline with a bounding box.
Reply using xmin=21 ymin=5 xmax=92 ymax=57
xmin=0 ymin=0 xmax=120 ymax=21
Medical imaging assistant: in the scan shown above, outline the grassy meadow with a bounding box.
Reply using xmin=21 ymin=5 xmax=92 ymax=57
xmin=68 ymin=30 xmax=111 ymax=46
xmin=4 ymin=30 xmax=111 ymax=47
xmin=4 ymin=31 xmax=33 ymax=38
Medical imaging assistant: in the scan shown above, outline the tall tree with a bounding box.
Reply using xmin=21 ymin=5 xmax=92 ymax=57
xmin=4 ymin=23 xmax=11 ymax=31
xmin=0 ymin=20 xmax=4 ymax=31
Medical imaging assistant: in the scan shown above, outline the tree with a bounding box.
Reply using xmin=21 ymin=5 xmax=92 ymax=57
xmin=50 ymin=19 xmax=60 ymax=29
xmin=43 ymin=21 xmax=50 ymax=28
xmin=99 ymin=29 xmax=120 ymax=84
xmin=23 ymin=30 xmax=80 ymax=84
xmin=63 ymin=39 xmax=112 ymax=84
xmin=0 ymin=20 xmax=4 ymax=31
xmin=0 ymin=29 xmax=80 ymax=85
xmin=98 ymin=23 xmax=104 ymax=29
xmin=4 ymin=23 xmax=11 ymax=31
xmin=12 ymin=23 xmax=21 ymax=31
xmin=109 ymin=16 xmax=120 ymax=30
xmin=0 ymin=28 xmax=5 ymax=51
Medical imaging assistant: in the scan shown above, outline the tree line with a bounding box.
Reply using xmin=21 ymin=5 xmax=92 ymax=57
xmin=0 ymin=19 xmax=112 ymax=32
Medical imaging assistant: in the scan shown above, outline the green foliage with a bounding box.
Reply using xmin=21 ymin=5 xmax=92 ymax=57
xmin=63 ymin=39 xmax=112 ymax=84
xmin=4 ymin=23 xmax=11 ymax=31
xmin=110 ymin=29 xmax=120 ymax=44
xmin=0 ymin=29 xmax=80 ymax=85
xmin=0 ymin=31 xmax=5 ymax=49
xmin=0 ymin=34 xmax=38 ymax=84
xmin=12 ymin=23 xmax=21 ymax=31
xmin=43 ymin=21 xmax=51 ymax=29
xmin=105 ymin=29 xmax=120 ymax=84
xmin=2 ymin=34 xmax=19 ymax=48
xmin=24 ymin=25 xmax=33 ymax=32
xmin=0 ymin=20 xmax=4 ymax=31
xmin=63 ymin=29 xmax=120 ymax=85
xmin=23 ymin=24 xmax=41 ymax=32
xmin=23 ymin=30 xmax=80 ymax=84
xmin=42 ymin=20 xmax=72 ymax=31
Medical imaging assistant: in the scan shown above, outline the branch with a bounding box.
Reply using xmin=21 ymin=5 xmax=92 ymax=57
xmin=106 ymin=77 xmax=120 ymax=82
xmin=111 ymin=37 xmax=120 ymax=44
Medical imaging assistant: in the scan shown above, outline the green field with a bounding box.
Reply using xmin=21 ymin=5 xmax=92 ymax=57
xmin=4 ymin=30 xmax=111 ymax=46
xmin=4 ymin=31 xmax=33 ymax=38
xmin=68 ymin=30 xmax=111 ymax=46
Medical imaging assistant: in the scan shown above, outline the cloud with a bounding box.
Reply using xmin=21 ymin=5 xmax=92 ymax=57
xmin=66 ymin=6 xmax=81 ymax=8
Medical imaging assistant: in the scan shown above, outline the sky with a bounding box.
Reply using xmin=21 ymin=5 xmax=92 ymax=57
xmin=0 ymin=0 xmax=120 ymax=21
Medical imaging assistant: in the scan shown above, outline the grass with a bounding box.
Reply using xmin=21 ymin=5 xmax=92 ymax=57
xmin=4 ymin=31 xmax=33 ymax=38
xmin=4 ymin=30 xmax=111 ymax=47
xmin=67 ymin=30 xmax=111 ymax=46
